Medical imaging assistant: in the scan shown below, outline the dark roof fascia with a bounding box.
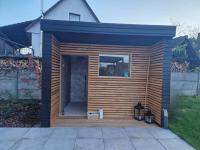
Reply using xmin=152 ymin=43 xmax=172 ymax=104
xmin=41 ymin=20 xmax=176 ymax=37
xmin=26 ymin=0 xmax=100 ymax=31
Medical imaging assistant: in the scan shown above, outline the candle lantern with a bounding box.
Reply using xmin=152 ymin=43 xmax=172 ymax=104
xmin=134 ymin=102 xmax=145 ymax=121
xmin=145 ymin=109 xmax=154 ymax=124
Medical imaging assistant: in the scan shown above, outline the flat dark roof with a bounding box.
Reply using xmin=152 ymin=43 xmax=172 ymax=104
xmin=41 ymin=19 xmax=176 ymax=37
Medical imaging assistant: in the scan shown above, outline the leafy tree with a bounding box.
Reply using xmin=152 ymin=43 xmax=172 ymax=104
xmin=172 ymin=44 xmax=188 ymax=59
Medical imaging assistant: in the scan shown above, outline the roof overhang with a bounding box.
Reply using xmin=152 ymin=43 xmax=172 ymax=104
xmin=41 ymin=19 xmax=176 ymax=46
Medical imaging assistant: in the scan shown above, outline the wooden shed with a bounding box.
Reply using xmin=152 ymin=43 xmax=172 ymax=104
xmin=41 ymin=20 xmax=176 ymax=127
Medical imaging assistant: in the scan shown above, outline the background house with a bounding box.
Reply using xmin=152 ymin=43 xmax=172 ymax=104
xmin=171 ymin=35 xmax=200 ymax=72
xmin=0 ymin=0 xmax=99 ymax=100
xmin=26 ymin=0 xmax=100 ymax=57
xmin=0 ymin=30 xmax=15 ymax=56
xmin=0 ymin=21 xmax=33 ymax=56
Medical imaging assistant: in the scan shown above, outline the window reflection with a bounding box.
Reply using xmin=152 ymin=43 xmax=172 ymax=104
xmin=99 ymin=54 xmax=130 ymax=77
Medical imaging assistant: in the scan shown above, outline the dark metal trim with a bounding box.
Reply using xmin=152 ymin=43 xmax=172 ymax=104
xmin=161 ymin=39 xmax=172 ymax=127
xmin=41 ymin=20 xmax=176 ymax=37
xmin=41 ymin=32 xmax=52 ymax=127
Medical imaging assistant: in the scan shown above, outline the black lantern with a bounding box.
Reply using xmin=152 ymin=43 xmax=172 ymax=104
xmin=145 ymin=109 xmax=154 ymax=124
xmin=134 ymin=102 xmax=145 ymax=121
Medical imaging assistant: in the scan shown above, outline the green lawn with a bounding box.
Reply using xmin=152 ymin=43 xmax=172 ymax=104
xmin=169 ymin=96 xmax=200 ymax=150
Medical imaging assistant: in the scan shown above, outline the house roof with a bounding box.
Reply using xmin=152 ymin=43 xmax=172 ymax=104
xmin=172 ymin=36 xmax=200 ymax=65
xmin=0 ymin=20 xmax=33 ymax=48
xmin=26 ymin=0 xmax=100 ymax=31
xmin=0 ymin=30 xmax=8 ymax=39
xmin=0 ymin=30 xmax=14 ymax=48
xmin=172 ymin=35 xmax=188 ymax=47
xmin=41 ymin=19 xmax=176 ymax=46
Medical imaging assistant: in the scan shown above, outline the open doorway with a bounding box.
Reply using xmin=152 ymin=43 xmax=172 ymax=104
xmin=60 ymin=55 xmax=88 ymax=117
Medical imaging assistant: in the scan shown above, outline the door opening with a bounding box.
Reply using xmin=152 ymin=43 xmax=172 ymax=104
xmin=60 ymin=55 xmax=88 ymax=117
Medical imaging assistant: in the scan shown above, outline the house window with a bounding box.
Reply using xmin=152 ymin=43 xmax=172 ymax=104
xmin=69 ymin=13 xmax=80 ymax=21
xmin=99 ymin=54 xmax=130 ymax=77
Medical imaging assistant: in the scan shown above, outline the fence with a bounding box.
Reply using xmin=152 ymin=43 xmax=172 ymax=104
xmin=0 ymin=69 xmax=41 ymax=100
xmin=171 ymin=72 xmax=200 ymax=97
xmin=0 ymin=57 xmax=41 ymax=100
xmin=1 ymin=64 xmax=199 ymax=100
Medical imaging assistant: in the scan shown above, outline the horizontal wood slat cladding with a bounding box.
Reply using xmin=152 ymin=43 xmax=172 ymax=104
xmin=147 ymin=41 xmax=164 ymax=125
xmin=59 ymin=43 xmax=152 ymax=120
xmin=50 ymin=40 xmax=165 ymax=126
xmin=51 ymin=37 xmax=60 ymax=125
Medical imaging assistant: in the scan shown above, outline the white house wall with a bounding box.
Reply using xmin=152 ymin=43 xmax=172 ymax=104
xmin=44 ymin=0 xmax=96 ymax=22
xmin=32 ymin=33 xmax=41 ymax=57
xmin=27 ymin=0 xmax=98 ymax=57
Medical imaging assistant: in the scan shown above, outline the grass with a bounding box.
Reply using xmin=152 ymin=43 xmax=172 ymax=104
xmin=169 ymin=96 xmax=200 ymax=150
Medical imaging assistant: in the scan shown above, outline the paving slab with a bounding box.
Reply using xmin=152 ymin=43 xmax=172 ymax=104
xmin=10 ymin=139 xmax=46 ymax=150
xmin=77 ymin=127 xmax=102 ymax=138
xmin=0 ymin=128 xmax=29 ymax=141
xmin=50 ymin=127 xmax=77 ymax=139
xmin=125 ymin=127 xmax=153 ymax=138
xmin=131 ymin=138 xmax=165 ymax=150
xmin=75 ymin=138 xmax=104 ymax=150
xmin=0 ymin=140 xmax=18 ymax=150
xmin=159 ymin=138 xmax=195 ymax=150
xmin=0 ymin=127 xmax=195 ymax=150
xmin=104 ymin=138 xmax=135 ymax=150
xmin=43 ymin=138 xmax=75 ymax=150
xmin=147 ymin=128 xmax=179 ymax=139
xmin=23 ymin=128 xmax=54 ymax=140
xmin=102 ymin=127 xmax=128 ymax=139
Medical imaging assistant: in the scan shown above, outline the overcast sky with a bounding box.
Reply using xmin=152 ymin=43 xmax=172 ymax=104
xmin=0 ymin=0 xmax=200 ymax=27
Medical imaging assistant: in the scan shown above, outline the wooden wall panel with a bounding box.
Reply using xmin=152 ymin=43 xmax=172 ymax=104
xmin=147 ymin=41 xmax=164 ymax=125
xmin=51 ymin=41 xmax=164 ymax=125
xmin=59 ymin=43 xmax=151 ymax=119
xmin=51 ymin=37 xmax=60 ymax=125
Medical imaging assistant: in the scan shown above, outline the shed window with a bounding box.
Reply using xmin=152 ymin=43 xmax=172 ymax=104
xmin=99 ymin=54 xmax=130 ymax=77
xmin=69 ymin=13 xmax=80 ymax=21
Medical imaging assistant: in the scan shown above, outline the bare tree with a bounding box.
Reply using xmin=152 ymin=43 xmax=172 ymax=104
xmin=170 ymin=19 xmax=200 ymax=38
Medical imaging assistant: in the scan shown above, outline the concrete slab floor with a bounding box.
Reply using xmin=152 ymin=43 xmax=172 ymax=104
xmin=0 ymin=127 xmax=195 ymax=150
xmin=64 ymin=102 xmax=87 ymax=117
